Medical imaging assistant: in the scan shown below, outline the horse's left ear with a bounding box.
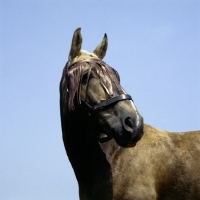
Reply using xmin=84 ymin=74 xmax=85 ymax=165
xmin=68 ymin=28 xmax=82 ymax=60
xmin=93 ymin=33 xmax=108 ymax=60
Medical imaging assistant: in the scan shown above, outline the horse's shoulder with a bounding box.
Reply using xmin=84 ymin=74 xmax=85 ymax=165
xmin=143 ymin=124 xmax=172 ymax=144
xmin=142 ymin=124 xmax=200 ymax=158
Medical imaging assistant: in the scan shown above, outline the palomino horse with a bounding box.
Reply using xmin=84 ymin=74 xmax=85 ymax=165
xmin=60 ymin=28 xmax=200 ymax=200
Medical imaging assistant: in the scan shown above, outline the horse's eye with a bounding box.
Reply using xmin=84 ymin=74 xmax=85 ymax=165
xmin=82 ymin=73 xmax=94 ymax=83
xmin=82 ymin=73 xmax=88 ymax=82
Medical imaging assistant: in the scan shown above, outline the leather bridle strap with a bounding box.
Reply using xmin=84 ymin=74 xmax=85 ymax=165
xmin=93 ymin=94 xmax=132 ymax=111
xmin=81 ymin=94 xmax=133 ymax=116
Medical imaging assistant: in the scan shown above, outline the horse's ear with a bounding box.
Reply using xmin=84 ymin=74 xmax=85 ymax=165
xmin=68 ymin=28 xmax=82 ymax=60
xmin=93 ymin=33 xmax=108 ymax=60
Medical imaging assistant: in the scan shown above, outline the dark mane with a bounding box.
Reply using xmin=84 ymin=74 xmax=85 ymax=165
xmin=62 ymin=58 xmax=123 ymax=112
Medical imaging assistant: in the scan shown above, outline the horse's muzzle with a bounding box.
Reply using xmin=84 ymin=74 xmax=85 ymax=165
xmin=114 ymin=115 xmax=144 ymax=148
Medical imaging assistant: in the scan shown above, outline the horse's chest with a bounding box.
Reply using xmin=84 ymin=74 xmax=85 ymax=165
xmin=103 ymin=147 xmax=157 ymax=200
xmin=111 ymin=164 xmax=157 ymax=200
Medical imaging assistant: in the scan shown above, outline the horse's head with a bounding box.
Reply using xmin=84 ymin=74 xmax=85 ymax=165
xmin=60 ymin=28 xmax=144 ymax=148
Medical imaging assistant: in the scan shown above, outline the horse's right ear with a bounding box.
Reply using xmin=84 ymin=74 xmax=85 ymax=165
xmin=93 ymin=33 xmax=108 ymax=60
xmin=68 ymin=28 xmax=82 ymax=60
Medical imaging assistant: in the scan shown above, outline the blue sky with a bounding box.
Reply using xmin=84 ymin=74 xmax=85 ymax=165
xmin=0 ymin=1 xmax=199 ymax=199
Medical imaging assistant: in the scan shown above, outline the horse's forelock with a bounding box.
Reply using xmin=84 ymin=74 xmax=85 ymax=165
xmin=66 ymin=63 xmax=85 ymax=111
xmin=65 ymin=59 xmax=122 ymax=112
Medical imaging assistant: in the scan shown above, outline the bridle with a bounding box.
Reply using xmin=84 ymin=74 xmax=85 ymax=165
xmin=66 ymin=59 xmax=133 ymax=143
xmin=81 ymin=94 xmax=132 ymax=117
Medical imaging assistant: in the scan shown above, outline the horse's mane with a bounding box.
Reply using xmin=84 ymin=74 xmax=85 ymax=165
xmin=60 ymin=58 xmax=123 ymax=112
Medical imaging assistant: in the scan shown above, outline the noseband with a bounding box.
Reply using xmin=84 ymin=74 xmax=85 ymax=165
xmin=81 ymin=94 xmax=132 ymax=116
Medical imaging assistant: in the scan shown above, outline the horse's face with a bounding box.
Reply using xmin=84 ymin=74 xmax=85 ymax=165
xmin=80 ymin=69 xmax=144 ymax=148
xmin=65 ymin=28 xmax=143 ymax=148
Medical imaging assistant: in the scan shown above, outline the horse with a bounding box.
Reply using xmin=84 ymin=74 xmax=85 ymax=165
xmin=59 ymin=28 xmax=200 ymax=200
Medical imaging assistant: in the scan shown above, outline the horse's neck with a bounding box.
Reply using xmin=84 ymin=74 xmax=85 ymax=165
xmin=99 ymin=136 xmax=122 ymax=159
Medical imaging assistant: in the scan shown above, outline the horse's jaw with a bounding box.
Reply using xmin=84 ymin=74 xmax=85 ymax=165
xmin=114 ymin=137 xmax=136 ymax=148
xmin=114 ymin=131 xmax=143 ymax=148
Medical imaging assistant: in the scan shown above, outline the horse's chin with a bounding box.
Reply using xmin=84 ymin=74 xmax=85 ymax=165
xmin=126 ymin=143 xmax=136 ymax=148
xmin=114 ymin=137 xmax=136 ymax=148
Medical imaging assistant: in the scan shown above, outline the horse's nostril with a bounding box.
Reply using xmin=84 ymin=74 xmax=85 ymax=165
xmin=125 ymin=117 xmax=134 ymax=129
